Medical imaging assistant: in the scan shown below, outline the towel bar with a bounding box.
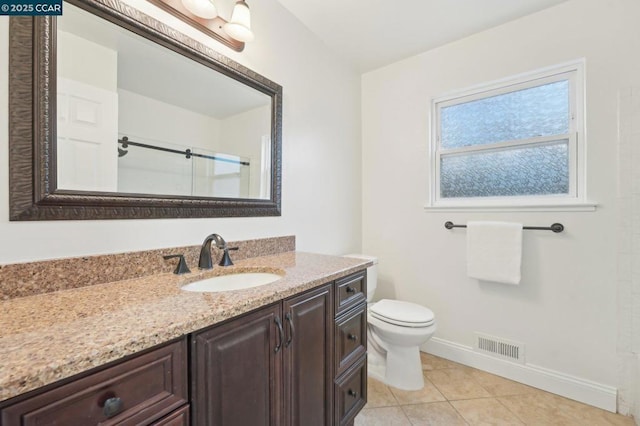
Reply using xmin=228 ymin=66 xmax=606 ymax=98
xmin=444 ymin=221 xmax=564 ymax=233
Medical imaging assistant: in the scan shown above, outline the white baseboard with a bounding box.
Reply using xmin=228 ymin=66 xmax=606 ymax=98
xmin=422 ymin=337 xmax=617 ymax=413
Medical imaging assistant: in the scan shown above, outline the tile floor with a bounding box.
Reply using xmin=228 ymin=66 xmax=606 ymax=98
xmin=354 ymin=353 xmax=635 ymax=426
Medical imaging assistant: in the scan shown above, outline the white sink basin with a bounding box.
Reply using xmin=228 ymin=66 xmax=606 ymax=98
xmin=181 ymin=272 xmax=283 ymax=293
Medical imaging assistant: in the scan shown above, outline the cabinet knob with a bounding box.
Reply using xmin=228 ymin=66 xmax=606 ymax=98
xmin=346 ymin=286 xmax=356 ymax=294
xmin=103 ymin=396 xmax=124 ymax=418
xmin=347 ymin=334 xmax=358 ymax=341
xmin=348 ymin=389 xmax=358 ymax=398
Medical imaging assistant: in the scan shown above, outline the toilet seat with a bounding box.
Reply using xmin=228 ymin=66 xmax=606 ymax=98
xmin=369 ymin=299 xmax=435 ymax=328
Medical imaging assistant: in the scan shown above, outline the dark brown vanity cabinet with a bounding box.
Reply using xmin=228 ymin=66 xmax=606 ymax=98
xmin=0 ymin=271 xmax=368 ymax=426
xmin=152 ymin=405 xmax=190 ymax=425
xmin=191 ymin=283 xmax=334 ymax=426
xmin=1 ymin=339 xmax=189 ymax=426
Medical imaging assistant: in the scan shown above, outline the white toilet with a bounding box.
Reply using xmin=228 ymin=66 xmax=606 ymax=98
xmin=345 ymin=254 xmax=436 ymax=391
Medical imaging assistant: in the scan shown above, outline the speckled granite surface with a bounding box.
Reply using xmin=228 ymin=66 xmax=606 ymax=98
xmin=0 ymin=251 xmax=371 ymax=402
xmin=0 ymin=235 xmax=295 ymax=300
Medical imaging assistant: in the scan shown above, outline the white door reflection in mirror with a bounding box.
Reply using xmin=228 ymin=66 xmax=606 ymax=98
xmin=57 ymin=78 xmax=119 ymax=192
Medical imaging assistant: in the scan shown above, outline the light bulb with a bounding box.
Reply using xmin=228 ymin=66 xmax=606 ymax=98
xmin=181 ymin=0 xmax=218 ymax=19
xmin=223 ymin=0 xmax=254 ymax=42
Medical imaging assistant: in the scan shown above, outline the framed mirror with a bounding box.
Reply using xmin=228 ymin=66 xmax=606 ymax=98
xmin=9 ymin=0 xmax=282 ymax=220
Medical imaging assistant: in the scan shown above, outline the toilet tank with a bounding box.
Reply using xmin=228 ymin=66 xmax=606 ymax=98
xmin=343 ymin=254 xmax=378 ymax=302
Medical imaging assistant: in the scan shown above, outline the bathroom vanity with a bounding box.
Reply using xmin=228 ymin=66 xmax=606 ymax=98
xmin=0 ymin=249 xmax=370 ymax=425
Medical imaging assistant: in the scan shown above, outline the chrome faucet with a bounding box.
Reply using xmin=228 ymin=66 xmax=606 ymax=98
xmin=198 ymin=234 xmax=238 ymax=268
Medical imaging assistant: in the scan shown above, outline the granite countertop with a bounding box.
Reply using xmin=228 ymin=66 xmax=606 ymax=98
xmin=0 ymin=251 xmax=372 ymax=402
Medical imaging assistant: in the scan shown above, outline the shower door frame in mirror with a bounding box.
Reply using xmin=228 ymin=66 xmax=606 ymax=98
xmin=9 ymin=0 xmax=282 ymax=220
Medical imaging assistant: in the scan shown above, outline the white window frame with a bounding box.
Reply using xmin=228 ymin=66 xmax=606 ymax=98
xmin=427 ymin=60 xmax=594 ymax=212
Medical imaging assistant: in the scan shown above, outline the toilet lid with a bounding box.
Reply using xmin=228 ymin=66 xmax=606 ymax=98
xmin=370 ymin=299 xmax=435 ymax=328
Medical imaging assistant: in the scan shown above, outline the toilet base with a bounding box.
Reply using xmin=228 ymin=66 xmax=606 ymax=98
xmin=384 ymin=346 xmax=425 ymax=391
xmin=367 ymin=331 xmax=425 ymax=391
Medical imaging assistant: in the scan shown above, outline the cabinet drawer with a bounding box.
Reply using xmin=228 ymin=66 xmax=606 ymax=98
xmin=335 ymin=271 xmax=366 ymax=316
xmin=335 ymin=303 xmax=367 ymax=377
xmin=334 ymin=356 xmax=367 ymax=426
xmin=151 ymin=405 xmax=189 ymax=426
xmin=2 ymin=339 xmax=188 ymax=426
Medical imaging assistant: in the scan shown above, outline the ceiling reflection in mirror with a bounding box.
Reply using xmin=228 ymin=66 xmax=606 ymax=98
xmin=56 ymin=3 xmax=272 ymax=199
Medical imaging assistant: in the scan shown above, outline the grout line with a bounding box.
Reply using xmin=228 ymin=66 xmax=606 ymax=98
xmin=444 ymin=395 xmax=504 ymax=402
xmin=494 ymin=396 xmax=527 ymax=425
xmin=423 ymin=379 xmax=448 ymax=401
xmin=424 ymin=369 xmax=493 ymax=402
xmin=399 ymin=407 xmax=413 ymax=425
xmin=446 ymin=400 xmax=471 ymax=426
xmin=386 ymin=383 xmax=402 ymax=406
xmin=396 ymin=400 xmax=454 ymax=408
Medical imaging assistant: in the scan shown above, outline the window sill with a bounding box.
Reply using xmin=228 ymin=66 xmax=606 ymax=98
xmin=423 ymin=202 xmax=597 ymax=213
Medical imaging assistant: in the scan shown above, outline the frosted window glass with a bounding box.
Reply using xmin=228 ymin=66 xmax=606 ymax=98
xmin=440 ymin=141 xmax=569 ymax=198
xmin=441 ymin=80 xmax=569 ymax=149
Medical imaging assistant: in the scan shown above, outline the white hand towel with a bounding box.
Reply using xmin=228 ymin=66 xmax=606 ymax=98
xmin=467 ymin=221 xmax=523 ymax=285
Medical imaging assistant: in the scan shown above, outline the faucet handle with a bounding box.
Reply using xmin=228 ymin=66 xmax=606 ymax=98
xmin=218 ymin=247 xmax=239 ymax=267
xmin=163 ymin=254 xmax=191 ymax=275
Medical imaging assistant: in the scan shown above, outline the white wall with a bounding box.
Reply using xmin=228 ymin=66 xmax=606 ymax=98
xmin=0 ymin=0 xmax=362 ymax=263
xmin=362 ymin=0 xmax=640 ymax=411
xmin=617 ymin=85 xmax=640 ymax=417
xmin=118 ymin=88 xmax=222 ymax=152
xmin=58 ymin=30 xmax=117 ymax=91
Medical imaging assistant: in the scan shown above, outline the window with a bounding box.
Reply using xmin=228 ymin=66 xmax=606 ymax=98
xmin=429 ymin=61 xmax=588 ymax=210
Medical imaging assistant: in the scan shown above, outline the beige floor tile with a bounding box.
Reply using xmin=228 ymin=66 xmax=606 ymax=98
xmin=366 ymin=377 xmax=399 ymax=408
xmin=420 ymin=352 xmax=463 ymax=370
xmin=363 ymin=357 xmax=634 ymax=426
xmin=451 ymin=398 xmax=524 ymax=425
xmin=388 ymin=375 xmax=446 ymax=405
xmin=354 ymin=406 xmax=412 ymax=426
xmin=464 ymin=368 xmax=537 ymax=397
xmin=402 ymin=401 xmax=468 ymax=425
xmin=425 ymin=368 xmax=492 ymax=400
xmin=498 ymin=391 xmax=635 ymax=426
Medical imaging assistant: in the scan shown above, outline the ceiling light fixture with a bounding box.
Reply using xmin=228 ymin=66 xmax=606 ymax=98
xmin=149 ymin=0 xmax=254 ymax=51
xmin=224 ymin=1 xmax=254 ymax=42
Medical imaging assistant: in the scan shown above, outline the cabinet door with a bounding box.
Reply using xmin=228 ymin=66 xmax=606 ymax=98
xmin=191 ymin=303 xmax=282 ymax=426
xmin=283 ymin=283 xmax=334 ymax=426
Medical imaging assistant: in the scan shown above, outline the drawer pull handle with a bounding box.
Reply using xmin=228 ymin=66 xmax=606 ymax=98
xmin=103 ymin=397 xmax=123 ymax=418
xmin=285 ymin=312 xmax=295 ymax=348
xmin=347 ymin=334 xmax=358 ymax=341
xmin=275 ymin=316 xmax=284 ymax=353
xmin=348 ymin=389 xmax=359 ymax=398
xmin=346 ymin=286 xmax=356 ymax=294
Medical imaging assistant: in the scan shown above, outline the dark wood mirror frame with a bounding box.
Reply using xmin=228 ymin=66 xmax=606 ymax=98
xmin=9 ymin=0 xmax=282 ymax=221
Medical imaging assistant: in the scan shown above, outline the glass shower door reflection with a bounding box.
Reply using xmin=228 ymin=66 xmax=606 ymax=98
xmin=192 ymin=150 xmax=251 ymax=198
